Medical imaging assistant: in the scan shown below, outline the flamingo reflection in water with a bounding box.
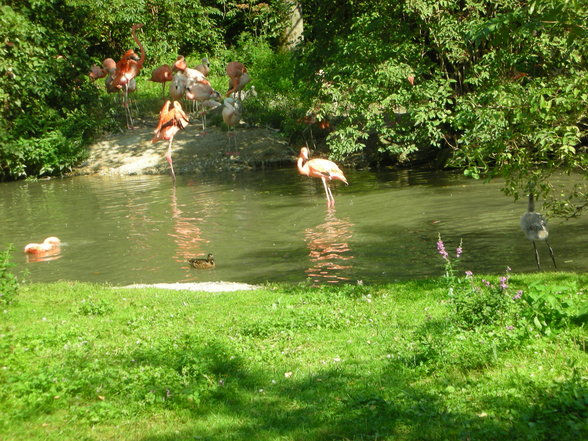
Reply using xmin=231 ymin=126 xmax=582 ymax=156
xmin=168 ymin=184 xmax=212 ymax=274
xmin=304 ymin=209 xmax=355 ymax=284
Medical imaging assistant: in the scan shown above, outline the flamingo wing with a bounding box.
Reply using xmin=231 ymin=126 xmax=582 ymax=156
xmin=306 ymin=158 xmax=348 ymax=184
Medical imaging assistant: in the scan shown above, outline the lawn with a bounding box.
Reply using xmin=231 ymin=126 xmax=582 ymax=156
xmin=1 ymin=273 xmax=586 ymax=440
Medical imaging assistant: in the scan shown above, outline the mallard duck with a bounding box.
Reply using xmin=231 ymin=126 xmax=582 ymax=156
xmin=188 ymin=253 xmax=215 ymax=269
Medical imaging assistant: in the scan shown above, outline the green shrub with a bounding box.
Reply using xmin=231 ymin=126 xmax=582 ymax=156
xmin=76 ymin=297 xmax=113 ymax=316
xmin=0 ymin=246 xmax=19 ymax=306
xmin=519 ymin=280 xmax=587 ymax=335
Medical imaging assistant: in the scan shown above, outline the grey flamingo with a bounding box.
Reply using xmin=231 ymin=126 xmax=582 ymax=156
xmin=520 ymin=192 xmax=557 ymax=271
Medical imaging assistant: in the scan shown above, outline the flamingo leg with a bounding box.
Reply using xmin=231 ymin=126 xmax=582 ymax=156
xmin=321 ymin=177 xmax=334 ymax=206
xmin=125 ymin=85 xmax=135 ymax=129
xmin=161 ymin=82 xmax=166 ymax=99
xmin=532 ymin=241 xmax=541 ymax=271
xmin=227 ymin=128 xmax=237 ymax=152
xmin=165 ymin=138 xmax=176 ymax=183
xmin=545 ymin=240 xmax=557 ymax=269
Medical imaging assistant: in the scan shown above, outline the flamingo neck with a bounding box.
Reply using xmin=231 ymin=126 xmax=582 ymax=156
xmin=131 ymin=25 xmax=145 ymax=68
xmin=528 ymin=193 xmax=535 ymax=212
xmin=297 ymin=156 xmax=309 ymax=176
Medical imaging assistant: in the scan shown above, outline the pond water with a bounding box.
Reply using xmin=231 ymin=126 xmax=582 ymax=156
xmin=1 ymin=168 xmax=586 ymax=285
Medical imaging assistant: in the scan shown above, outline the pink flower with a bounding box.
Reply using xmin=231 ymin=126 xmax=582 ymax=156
xmin=456 ymin=246 xmax=463 ymax=258
xmin=465 ymin=270 xmax=473 ymax=277
xmin=437 ymin=238 xmax=448 ymax=260
xmin=513 ymin=290 xmax=523 ymax=300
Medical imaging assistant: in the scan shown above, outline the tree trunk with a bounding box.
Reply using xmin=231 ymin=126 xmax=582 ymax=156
xmin=280 ymin=1 xmax=304 ymax=50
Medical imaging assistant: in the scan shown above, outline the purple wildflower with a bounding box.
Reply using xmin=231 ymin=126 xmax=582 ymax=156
xmin=456 ymin=246 xmax=463 ymax=258
xmin=437 ymin=237 xmax=449 ymax=260
xmin=465 ymin=270 xmax=473 ymax=277
xmin=506 ymin=326 xmax=514 ymax=331
xmin=482 ymin=279 xmax=491 ymax=286
xmin=512 ymin=290 xmax=523 ymax=300
xmin=499 ymin=276 xmax=509 ymax=290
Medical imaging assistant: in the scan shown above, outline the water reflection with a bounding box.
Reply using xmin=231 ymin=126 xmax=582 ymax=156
xmin=25 ymin=247 xmax=62 ymax=263
xmin=304 ymin=208 xmax=355 ymax=284
xmin=0 ymin=170 xmax=586 ymax=285
xmin=168 ymin=185 xmax=210 ymax=269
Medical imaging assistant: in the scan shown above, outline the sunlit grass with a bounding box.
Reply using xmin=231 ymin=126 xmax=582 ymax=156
xmin=1 ymin=274 xmax=586 ymax=440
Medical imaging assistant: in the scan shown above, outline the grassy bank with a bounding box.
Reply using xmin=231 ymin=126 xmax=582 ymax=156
xmin=1 ymin=274 xmax=586 ymax=441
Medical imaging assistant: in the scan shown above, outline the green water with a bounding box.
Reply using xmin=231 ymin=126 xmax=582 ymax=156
xmin=1 ymin=168 xmax=586 ymax=285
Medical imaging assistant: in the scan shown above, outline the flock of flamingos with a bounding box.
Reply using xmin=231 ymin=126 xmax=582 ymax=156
xmin=23 ymin=24 xmax=350 ymax=263
xmin=87 ymin=24 xmax=348 ymax=199
xmin=25 ymin=25 xmax=556 ymax=272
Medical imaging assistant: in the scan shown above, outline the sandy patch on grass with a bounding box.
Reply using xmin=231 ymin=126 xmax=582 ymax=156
xmin=120 ymin=282 xmax=261 ymax=292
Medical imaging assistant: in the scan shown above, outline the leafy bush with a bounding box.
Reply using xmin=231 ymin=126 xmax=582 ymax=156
xmin=300 ymin=0 xmax=588 ymax=212
xmin=0 ymin=246 xmax=19 ymax=306
xmin=0 ymin=3 xmax=114 ymax=180
xmin=436 ymin=235 xmax=586 ymax=337
xmin=76 ymin=297 xmax=113 ymax=316
xmin=519 ymin=280 xmax=587 ymax=335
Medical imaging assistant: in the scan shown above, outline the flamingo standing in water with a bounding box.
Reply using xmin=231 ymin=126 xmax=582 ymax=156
xmin=297 ymin=147 xmax=348 ymax=207
xmin=152 ymin=100 xmax=189 ymax=183
xmin=520 ymin=192 xmax=557 ymax=271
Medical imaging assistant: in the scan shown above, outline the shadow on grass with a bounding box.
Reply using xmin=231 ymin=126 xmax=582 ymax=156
xmin=126 ymin=331 xmax=580 ymax=441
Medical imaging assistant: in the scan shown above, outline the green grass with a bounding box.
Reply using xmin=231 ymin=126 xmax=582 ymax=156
xmin=1 ymin=274 xmax=586 ymax=440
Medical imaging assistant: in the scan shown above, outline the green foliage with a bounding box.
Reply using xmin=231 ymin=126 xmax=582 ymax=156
xmin=437 ymin=235 xmax=587 ymax=339
xmin=0 ymin=0 xmax=291 ymax=181
xmin=0 ymin=246 xmax=19 ymax=306
xmin=76 ymin=297 xmax=113 ymax=316
xmin=299 ymin=0 xmax=588 ymax=214
xmin=0 ymin=2 xmax=115 ymax=179
xmin=520 ymin=279 xmax=587 ymax=334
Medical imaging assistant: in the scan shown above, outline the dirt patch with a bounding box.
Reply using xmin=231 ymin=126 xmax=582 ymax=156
xmin=72 ymin=119 xmax=295 ymax=177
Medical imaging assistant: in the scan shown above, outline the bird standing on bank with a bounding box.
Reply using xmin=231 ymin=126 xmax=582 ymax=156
xmin=152 ymin=100 xmax=189 ymax=183
xmin=111 ymin=24 xmax=145 ymax=128
xmin=297 ymin=147 xmax=348 ymax=207
xmin=186 ymin=81 xmax=220 ymax=132
xmin=225 ymin=61 xmax=248 ymax=98
xmin=195 ymin=57 xmax=210 ymax=77
xmin=222 ymin=97 xmax=241 ymax=151
xmin=188 ymin=253 xmax=215 ymax=269
xmin=149 ymin=64 xmax=173 ymax=99
xmin=520 ymin=192 xmax=557 ymax=271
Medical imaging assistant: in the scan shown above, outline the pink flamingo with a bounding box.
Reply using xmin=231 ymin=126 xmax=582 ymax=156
xmin=24 ymin=237 xmax=61 ymax=254
xmin=152 ymin=100 xmax=189 ymax=183
xmin=149 ymin=64 xmax=173 ymax=98
xmin=111 ymin=24 xmax=145 ymax=128
xmin=297 ymin=147 xmax=348 ymax=207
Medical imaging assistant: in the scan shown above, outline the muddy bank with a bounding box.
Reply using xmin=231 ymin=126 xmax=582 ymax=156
xmin=72 ymin=123 xmax=294 ymax=177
